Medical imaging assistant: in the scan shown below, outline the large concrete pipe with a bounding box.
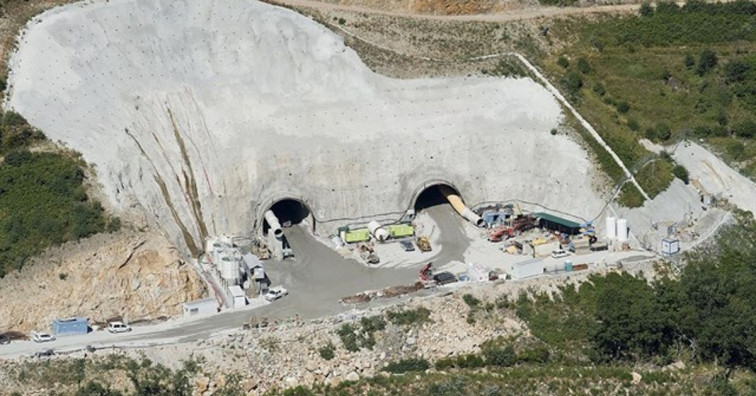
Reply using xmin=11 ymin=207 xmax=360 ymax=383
xmin=367 ymin=220 xmax=389 ymax=242
xmin=264 ymin=210 xmax=283 ymax=238
xmin=438 ymin=185 xmax=485 ymax=227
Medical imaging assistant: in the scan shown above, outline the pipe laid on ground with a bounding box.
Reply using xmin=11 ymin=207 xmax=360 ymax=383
xmin=367 ymin=220 xmax=389 ymax=242
xmin=264 ymin=210 xmax=283 ymax=238
xmin=439 ymin=185 xmax=485 ymax=228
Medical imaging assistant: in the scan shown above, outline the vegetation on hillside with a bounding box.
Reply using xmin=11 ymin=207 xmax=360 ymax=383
xmin=545 ymin=0 xmax=756 ymax=207
xmin=0 ymin=111 xmax=115 ymax=277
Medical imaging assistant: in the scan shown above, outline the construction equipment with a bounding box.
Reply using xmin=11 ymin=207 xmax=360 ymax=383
xmin=416 ymin=236 xmax=432 ymax=252
xmin=358 ymin=244 xmax=379 ymax=264
xmin=488 ymin=226 xmax=514 ymax=242
xmin=419 ymin=262 xmax=433 ymax=281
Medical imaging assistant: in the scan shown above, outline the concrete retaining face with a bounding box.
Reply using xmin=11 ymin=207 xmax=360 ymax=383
xmin=7 ymin=0 xmax=604 ymax=256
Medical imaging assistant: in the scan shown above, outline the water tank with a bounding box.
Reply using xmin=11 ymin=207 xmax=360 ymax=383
xmin=367 ymin=221 xmax=389 ymax=242
xmin=565 ymin=260 xmax=573 ymax=272
xmin=606 ymin=216 xmax=616 ymax=239
xmin=616 ymin=218 xmax=628 ymax=242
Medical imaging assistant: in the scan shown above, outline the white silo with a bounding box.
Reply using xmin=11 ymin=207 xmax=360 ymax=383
xmin=221 ymin=256 xmax=239 ymax=285
xmin=606 ymin=216 xmax=617 ymax=239
xmin=367 ymin=221 xmax=389 ymax=242
xmin=617 ymin=218 xmax=628 ymax=242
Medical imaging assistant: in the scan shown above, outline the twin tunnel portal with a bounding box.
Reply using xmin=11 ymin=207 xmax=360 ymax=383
xmin=261 ymin=183 xmax=484 ymax=240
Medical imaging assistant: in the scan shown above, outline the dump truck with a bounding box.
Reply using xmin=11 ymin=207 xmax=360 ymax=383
xmin=415 ymin=236 xmax=432 ymax=252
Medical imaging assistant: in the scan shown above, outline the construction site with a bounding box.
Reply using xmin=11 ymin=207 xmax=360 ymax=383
xmin=3 ymin=0 xmax=754 ymax=324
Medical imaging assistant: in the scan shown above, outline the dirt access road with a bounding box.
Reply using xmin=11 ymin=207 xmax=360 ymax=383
xmin=264 ymin=0 xmax=640 ymax=22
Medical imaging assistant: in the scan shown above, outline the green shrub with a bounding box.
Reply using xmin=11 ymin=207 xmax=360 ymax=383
xmin=697 ymin=49 xmax=718 ymax=76
xmin=383 ymin=358 xmax=430 ymax=374
xmin=462 ymin=294 xmax=481 ymax=308
xmin=517 ymin=345 xmax=551 ymax=364
xmin=557 ymin=56 xmax=569 ymax=68
xmin=627 ymin=118 xmax=640 ymax=131
xmin=360 ymin=315 xmax=386 ymax=333
xmin=616 ymin=100 xmax=630 ymax=114
xmin=337 ymin=323 xmax=360 ymax=352
xmin=318 ymin=342 xmax=335 ymax=361
xmin=577 ymin=57 xmax=591 ymax=74
xmin=483 ymin=344 xmax=516 ymax=367
xmin=387 ymin=307 xmax=432 ymax=326
xmin=639 ymin=2 xmax=654 ymax=17
xmin=592 ymin=82 xmax=606 ymax=96
xmin=562 ymin=71 xmax=583 ymax=98
xmin=435 ymin=354 xmax=486 ymax=370
xmin=618 ymin=183 xmax=645 ymax=208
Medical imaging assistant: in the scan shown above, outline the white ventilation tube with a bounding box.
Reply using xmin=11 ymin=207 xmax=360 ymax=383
xmin=438 ymin=185 xmax=485 ymax=227
xmin=367 ymin=220 xmax=389 ymax=242
xmin=264 ymin=210 xmax=283 ymax=238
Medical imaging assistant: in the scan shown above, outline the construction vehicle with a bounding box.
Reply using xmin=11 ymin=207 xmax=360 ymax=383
xmin=358 ymin=244 xmax=379 ymax=264
xmin=416 ymin=235 xmax=432 ymax=252
xmin=419 ymin=262 xmax=433 ymax=281
xmin=488 ymin=226 xmax=514 ymax=242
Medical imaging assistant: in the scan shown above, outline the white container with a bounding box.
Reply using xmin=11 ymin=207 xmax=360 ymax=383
xmin=510 ymin=259 xmax=545 ymax=279
xmin=606 ymin=216 xmax=617 ymax=239
xmin=229 ymin=285 xmax=247 ymax=308
xmin=661 ymin=238 xmax=680 ymax=255
xmin=616 ymin=218 xmax=628 ymax=242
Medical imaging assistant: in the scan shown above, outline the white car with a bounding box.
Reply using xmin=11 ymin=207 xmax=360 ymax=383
xmin=551 ymin=249 xmax=570 ymax=259
xmin=107 ymin=321 xmax=132 ymax=334
xmin=30 ymin=331 xmax=56 ymax=343
xmin=264 ymin=286 xmax=288 ymax=302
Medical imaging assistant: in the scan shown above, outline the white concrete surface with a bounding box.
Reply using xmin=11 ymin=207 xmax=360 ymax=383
xmin=673 ymin=142 xmax=756 ymax=214
xmin=6 ymin=0 xmax=605 ymax=256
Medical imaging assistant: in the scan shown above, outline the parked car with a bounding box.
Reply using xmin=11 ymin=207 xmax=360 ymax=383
xmin=399 ymin=240 xmax=415 ymax=252
xmin=433 ymin=271 xmax=457 ymax=285
xmin=33 ymin=349 xmax=55 ymax=358
xmin=264 ymin=286 xmax=289 ymax=302
xmin=551 ymin=249 xmax=570 ymax=259
xmin=30 ymin=331 xmax=55 ymax=343
xmin=107 ymin=321 xmax=131 ymax=334
xmin=0 ymin=334 xmax=10 ymax=345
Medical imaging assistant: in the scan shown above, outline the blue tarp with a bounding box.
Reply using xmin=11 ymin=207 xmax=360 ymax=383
xmin=52 ymin=317 xmax=88 ymax=336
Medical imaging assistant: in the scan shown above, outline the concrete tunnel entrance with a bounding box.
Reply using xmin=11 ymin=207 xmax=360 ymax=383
xmin=263 ymin=199 xmax=314 ymax=237
xmin=414 ymin=184 xmax=485 ymax=227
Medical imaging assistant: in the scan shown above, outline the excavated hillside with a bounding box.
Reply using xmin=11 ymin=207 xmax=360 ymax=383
xmin=6 ymin=0 xmax=606 ymax=257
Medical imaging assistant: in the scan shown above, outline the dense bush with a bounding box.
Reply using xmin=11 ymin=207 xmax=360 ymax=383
xmin=0 ymin=151 xmax=107 ymax=277
xmin=318 ymin=343 xmax=335 ymax=361
xmin=383 ymin=358 xmax=430 ymax=374
xmin=386 ymin=307 xmax=431 ymax=326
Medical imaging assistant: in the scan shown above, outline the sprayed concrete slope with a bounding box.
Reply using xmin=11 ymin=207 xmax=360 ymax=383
xmin=6 ymin=0 xmax=604 ymax=256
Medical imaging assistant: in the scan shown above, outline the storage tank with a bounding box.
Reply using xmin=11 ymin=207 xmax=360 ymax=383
xmin=606 ymin=216 xmax=616 ymax=239
xmin=367 ymin=221 xmax=389 ymax=242
xmin=221 ymin=256 xmax=239 ymax=284
xmin=616 ymin=218 xmax=628 ymax=242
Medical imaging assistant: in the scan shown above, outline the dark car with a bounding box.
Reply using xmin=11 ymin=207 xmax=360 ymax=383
xmin=433 ymin=271 xmax=457 ymax=285
xmin=399 ymin=240 xmax=415 ymax=252
xmin=0 ymin=335 xmax=10 ymax=345
xmin=33 ymin=349 xmax=55 ymax=358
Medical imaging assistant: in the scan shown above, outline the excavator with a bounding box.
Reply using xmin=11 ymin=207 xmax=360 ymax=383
xmin=419 ymin=262 xmax=433 ymax=281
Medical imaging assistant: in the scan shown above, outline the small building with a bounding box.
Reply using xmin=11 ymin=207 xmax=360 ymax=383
xmin=52 ymin=317 xmax=88 ymax=336
xmin=661 ymin=238 xmax=680 ymax=256
xmin=182 ymin=298 xmax=218 ymax=317
xmin=229 ymin=285 xmax=247 ymax=309
xmin=533 ymin=212 xmax=582 ymax=235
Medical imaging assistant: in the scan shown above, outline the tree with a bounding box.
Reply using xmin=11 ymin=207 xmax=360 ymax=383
xmin=672 ymin=165 xmax=690 ymax=184
xmin=592 ymin=273 xmax=669 ymax=360
xmin=697 ymin=49 xmax=718 ymax=76
xmin=562 ymin=71 xmax=583 ymax=98
xmin=577 ymin=57 xmax=591 ymax=74
xmin=723 ymin=60 xmax=750 ymax=84
xmin=639 ymin=2 xmax=654 ymax=16
xmin=684 ymin=53 xmax=695 ymax=69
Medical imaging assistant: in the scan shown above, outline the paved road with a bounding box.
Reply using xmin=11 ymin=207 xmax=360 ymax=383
xmin=0 ymin=204 xmax=466 ymax=358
